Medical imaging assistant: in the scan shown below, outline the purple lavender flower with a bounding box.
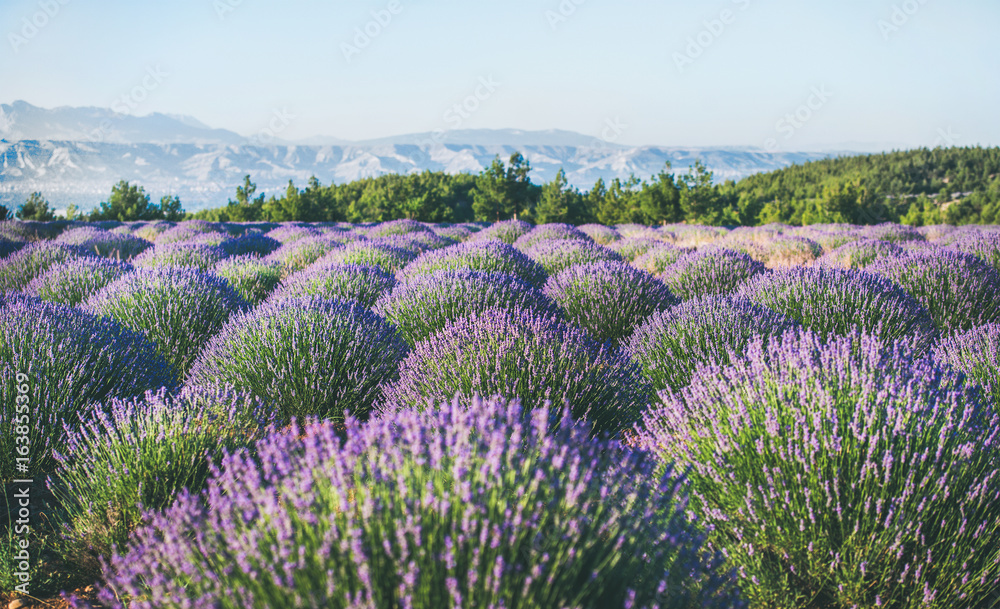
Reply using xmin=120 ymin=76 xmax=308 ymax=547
xmin=84 ymin=267 xmax=248 ymax=380
xmin=86 ymin=396 xmax=740 ymax=609
xmin=381 ymin=308 xmax=652 ymax=436
xmin=399 ymin=240 xmax=548 ymax=287
xmin=0 ymin=242 xmax=99 ymax=292
xmin=468 ymin=219 xmax=533 ymax=245
xmin=269 ymin=263 xmax=395 ymax=308
xmin=660 ymin=247 xmax=767 ymax=299
xmin=132 ymin=242 xmax=228 ymax=271
xmin=867 ymin=250 xmax=1000 ymax=333
xmin=25 ymin=257 xmax=133 ymax=306
xmin=626 ymin=296 xmax=798 ymax=392
xmin=375 ymin=269 xmax=561 ymax=345
xmin=523 ymin=238 xmax=624 ymax=275
xmin=1 ymin=294 xmax=173 ymax=480
xmin=737 ymin=266 xmax=937 ymax=349
xmin=513 ymin=223 xmax=591 ymax=251
xmin=543 ymin=261 xmax=679 ymax=346
xmin=187 ymin=296 xmax=408 ymax=426
xmin=638 ymin=329 xmax=1000 ymax=608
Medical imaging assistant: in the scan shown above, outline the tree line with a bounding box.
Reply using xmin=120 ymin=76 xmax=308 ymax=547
xmin=5 ymin=146 xmax=999 ymax=226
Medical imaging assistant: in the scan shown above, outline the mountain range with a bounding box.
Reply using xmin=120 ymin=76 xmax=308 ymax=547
xmin=0 ymin=100 xmax=847 ymax=213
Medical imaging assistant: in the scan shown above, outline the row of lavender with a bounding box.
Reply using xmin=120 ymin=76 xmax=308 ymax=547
xmin=1 ymin=218 xmax=999 ymax=608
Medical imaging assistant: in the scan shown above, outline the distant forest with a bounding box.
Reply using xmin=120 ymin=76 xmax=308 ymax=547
xmin=6 ymin=147 xmax=1000 ymax=227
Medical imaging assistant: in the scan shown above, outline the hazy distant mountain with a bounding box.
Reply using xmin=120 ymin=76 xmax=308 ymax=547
xmin=0 ymin=101 xmax=844 ymax=213
xmin=0 ymin=100 xmax=246 ymax=146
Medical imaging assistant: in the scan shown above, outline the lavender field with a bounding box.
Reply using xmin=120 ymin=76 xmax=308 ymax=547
xmin=2 ymin=218 xmax=1000 ymax=609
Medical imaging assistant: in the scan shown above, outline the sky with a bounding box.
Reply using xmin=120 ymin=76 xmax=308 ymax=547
xmin=1 ymin=0 xmax=997 ymax=151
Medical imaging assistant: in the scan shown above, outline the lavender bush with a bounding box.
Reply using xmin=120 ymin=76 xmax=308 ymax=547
xmin=513 ymin=223 xmax=590 ymax=251
xmin=213 ymin=255 xmax=284 ymax=305
xmin=431 ymin=224 xmax=474 ymax=242
xmin=132 ymin=243 xmax=227 ymax=271
xmin=813 ymin=239 xmax=904 ymax=269
xmin=84 ymin=267 xmax=248 ymax=379
xmin=523 ymin=238 xmax=624 ymax=275
xmin=264 ymin=225 xmax=321 ymax=244
xmin=631 ymin=244 xmax=688 ymax=275
xmin=315 ymin=240 xmax=418 ymax=274
xmin=188 ymin=297 xmax=408 ymax=426
xmin=947 ymin=230 xmax=1000 ymax=272
xmin=626 ymin=296 xmax=797 ymax=393
xmin=867 ymin=250 xmax=1000 ymax=334
xmin=381 ymin=308 xmax=652 ymax=436
xmin=578 ymin=223 xmax=623 ymax=244
xmin=543 ymin=261 xmax=679 ymax=345
xmin=1 ymin=293 xmax=173 ymax=480
xmin=399 ymin=240 xmax=548 ymax=287
xmin=660 ymin=248 xmax=767 ymax=300
xmin=936 ymin=323 xmax=1000 ymax=409
xmin=737 ymin=266 xmax=937 ymax=349
xmin=860 ymin=222 xmax=925 ymax=243
xmin=0 ymin=242 xmax=98 ymax=292
xmin=85 ymin=396 xmax=741 ymax=609
xmin=155 ymin=223 xmax=222 ymax=245
xmin=375 ymin=270 xmax=561 ymax=346
xmin=468 ymin=218 xmax=533 ymax=244
xmin=364 ymin=218 xmax=434 ymax=237
xmin=25 ymin=257 xmax=133 ymax=306
xmin=0 ymin=235 xmax=28 ymax=259
xmin=607 ymin=237 xmax=664 ymax=261
xmin=51 ymin=386 xmax=274 ymax=555
xmin=639 ymin=329 xmax=1000 ymax=609
xmin=264 ymin=236 xmax=344 ymax=273
xmin=268 ymin=263 xmax=395 ymax=308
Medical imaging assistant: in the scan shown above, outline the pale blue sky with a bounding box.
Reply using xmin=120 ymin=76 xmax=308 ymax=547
xmin=1 ymin=0 xmax=997 ymax=150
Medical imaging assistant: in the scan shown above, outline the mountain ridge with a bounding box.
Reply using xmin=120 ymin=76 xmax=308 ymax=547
xmin=0 ymin=101 xmax=844 ymax=212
